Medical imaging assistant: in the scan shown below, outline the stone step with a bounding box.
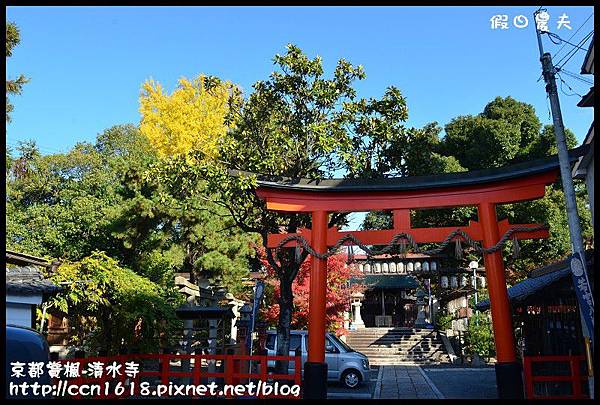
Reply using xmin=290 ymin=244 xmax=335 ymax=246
xmin=367 ymin=354 xmax=450 ymax=358
xmin=347 ymin=328 xmax=451 ymax=367
xmin=348 ymin=334 xmax=438 ymax=340
xmin=347 ymin=338 xmax=442 ymax=344
xmin=369 ymin=360 xmax=449 ymax=366
xmin=369 ymin=359 xmax=449 ymax=364
xmin=349 ymin=341 xmax=444 ymax=347
xmin=351 ymin=341 xmax=445 ymax=347
xmin=348 ymin=342 xmax=444 ymax=348
xmin=348 ymin=332 xmax=437 ymax=337
xmin=347 ymin=335 xmax=440 ymax=340
xmin=353 ymin=347 xmax=445 ymax=351
xmin=361 ymin=354 xmax=448 ymax=360
xmin=360 ymin=350 xmax=447 ymax=357
xmin=348 ymin=329 xmax=436 ymax=334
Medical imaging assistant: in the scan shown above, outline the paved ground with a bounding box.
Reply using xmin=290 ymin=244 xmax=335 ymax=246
xmin=374 ymin=365 xmax=443 ymax=399
xmin=421 ymin=366 xmax=498 ymax=399
xmin=327 ymin=368 xmax=377 ymax=399
xmin=321 ymin=364 xmax=499 ymax=399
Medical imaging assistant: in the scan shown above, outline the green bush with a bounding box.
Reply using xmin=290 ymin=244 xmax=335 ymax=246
xmin=45 ymin=251 xmax=184 ymax=354
xmin=435 ymin=310 xmax=454 ymax=331
xmin=464 ymin=313 xmax=496 ymax=360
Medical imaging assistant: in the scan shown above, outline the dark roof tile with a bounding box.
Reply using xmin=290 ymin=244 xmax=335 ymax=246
xmin=6 ymin=266 xmax=61 ymax=295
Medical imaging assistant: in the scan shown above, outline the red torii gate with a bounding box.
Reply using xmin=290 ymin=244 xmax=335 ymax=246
xmin=252 ymin=149 xmax=583 ymax=399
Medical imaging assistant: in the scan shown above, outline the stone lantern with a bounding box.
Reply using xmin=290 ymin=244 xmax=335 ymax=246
xmin=350 ymin=292 xmax=365 ymax=329
xmin=415 ymin=289 xmax=428 ymax=328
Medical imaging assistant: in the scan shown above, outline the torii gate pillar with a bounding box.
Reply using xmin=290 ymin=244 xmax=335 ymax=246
xmin=479 ymin=202 xmax=523 ymax=398
xmin=303 ymin=210 xmax=329 ymax=399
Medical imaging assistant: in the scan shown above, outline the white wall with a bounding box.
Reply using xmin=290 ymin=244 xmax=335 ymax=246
xmin=6 ymin=302 xmax=34 ymax=328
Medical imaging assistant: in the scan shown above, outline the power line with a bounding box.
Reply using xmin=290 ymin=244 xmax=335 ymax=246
xmin=553 ymin=12 xmax=594 ymax=61
xmin=538 ymin=30 xmax=595 ymax=83
xmin=555 ymin=31 xmax=594 ymax=70
xmin=556 ymin=73 xmax=583 ymax=98
xmin=545 ymin=31 xmax=592 ymax=53
xmin=558 ymin=68 xmax=594 ymax=85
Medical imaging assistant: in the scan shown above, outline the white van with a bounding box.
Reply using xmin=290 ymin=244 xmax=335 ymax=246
xmin=265 ymin=330 xmax=370 ymax=389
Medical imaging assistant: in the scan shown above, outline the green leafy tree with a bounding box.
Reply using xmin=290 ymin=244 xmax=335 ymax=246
xmin=6 ymin=125 xmax=151 ymax=262
xmin=6 ymin=21 xmax=29 ymax=122
xmin=45 ymin=251 xmax=183 ymax=354
xmin=363 ymin=96 xmax=592 ymax=282
xmin=112 ymin=153 xmax=259 ymax=296
xmin=7 ymin=124 xmax=255 ymax=296
xmin=196 ymin=44 xmax=412 ymax=372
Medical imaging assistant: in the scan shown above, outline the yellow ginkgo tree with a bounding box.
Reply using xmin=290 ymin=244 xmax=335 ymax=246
xmin=139 ymin=75 xmax=238 ymax=159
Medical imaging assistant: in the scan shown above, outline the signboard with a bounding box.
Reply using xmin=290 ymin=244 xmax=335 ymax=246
xmin=570 ymin=253 xmax=594 ymax=344
xmin=247 ymin=280 xmax=265 ymax=352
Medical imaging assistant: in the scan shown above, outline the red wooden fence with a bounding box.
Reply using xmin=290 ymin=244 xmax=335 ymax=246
xmin=53 ymin=353 xmax=302 ymax=399
xmin=523 ymin=355 xmax=589 ymax=400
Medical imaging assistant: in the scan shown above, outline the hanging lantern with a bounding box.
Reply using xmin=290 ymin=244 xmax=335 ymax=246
xmin=398 ymin=262 xmax=405 ymax=274
xmin=441 ymin=276 xmax=449 ymax=289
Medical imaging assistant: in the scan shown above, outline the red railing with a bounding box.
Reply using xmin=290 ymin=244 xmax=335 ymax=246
xmin=523 ymin=355 xmax=589 ymax=400
xmin=54 ymin=353 xmax=302 ymax=399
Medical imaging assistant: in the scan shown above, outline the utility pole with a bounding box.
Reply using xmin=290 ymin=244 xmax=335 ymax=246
xmin=533 ymin=8 xmax=594 ymax=399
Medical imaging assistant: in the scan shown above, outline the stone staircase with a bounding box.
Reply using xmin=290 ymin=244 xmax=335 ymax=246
xmin=346 ymin=327 xmax=451 ymax=365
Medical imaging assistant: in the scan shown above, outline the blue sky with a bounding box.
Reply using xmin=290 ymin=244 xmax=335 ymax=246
xmin=6 ymin=6 xmax=594 ymax=230
xmin=6 ymin=6 xmax=594 ymax=157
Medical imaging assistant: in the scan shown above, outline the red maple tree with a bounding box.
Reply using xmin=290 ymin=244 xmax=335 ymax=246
xmin=259 ymin=249 xmax=365 ymax=336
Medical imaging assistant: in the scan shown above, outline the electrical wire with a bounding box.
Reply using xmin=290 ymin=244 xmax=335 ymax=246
xmin=558 ymin=68 xmax=594 ymax=85
xmin=537 ymin=30 xmax=593 ymax=83
xmin=553 ymin=12 xmax=594 ymax=61
xmin=545 ymin=31 xmax=591 ymax=53
xmin=555 ymin=31 xmax=594 ymax=70
xmin=556 ymin=73 xmax=583 ymax=98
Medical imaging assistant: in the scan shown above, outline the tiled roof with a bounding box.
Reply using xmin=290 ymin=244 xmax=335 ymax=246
xmin=351 ymin=274 xmax=420 ymax=290
xmin=6 ymin=266 xmax=62 ymax=295
xmin=476 ymin=268 xmax=570 ymax=311
xmin=476 ymin=251 xmax=594 ymax=311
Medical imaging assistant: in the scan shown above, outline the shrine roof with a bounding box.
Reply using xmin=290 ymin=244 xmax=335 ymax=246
xmin=239 ymin=146 xmax=586 ymax=193
xmin=350 ymin=274 xmax=420 ymax=290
